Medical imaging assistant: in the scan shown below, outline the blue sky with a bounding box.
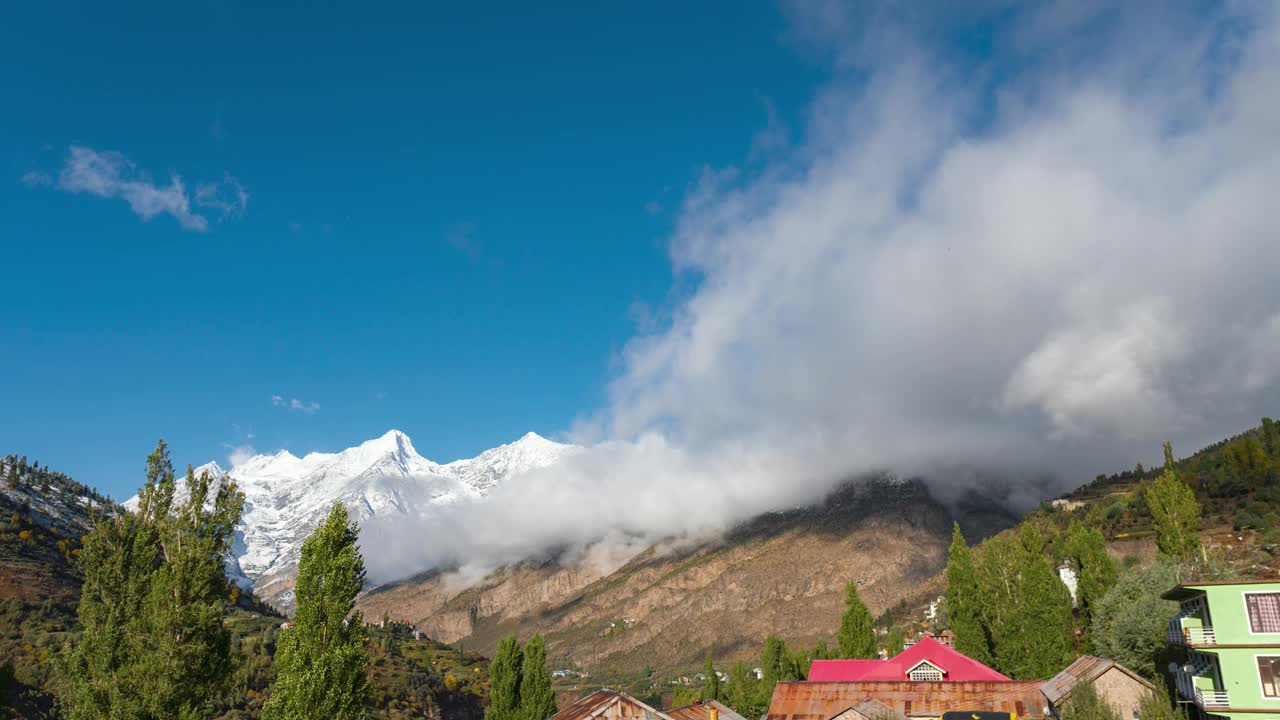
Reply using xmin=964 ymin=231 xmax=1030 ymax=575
xmin=5 ymin=1 xmax=1273 ymax=512
xmin=0 ymin=1 xmax=824 ymax=498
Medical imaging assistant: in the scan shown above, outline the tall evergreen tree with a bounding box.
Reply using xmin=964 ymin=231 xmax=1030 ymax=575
xmin=725 ymin=661 xmax=761 ymax=720
xmin=263 ymin=502 xmax=369 ymax=720
xmin=944 ymin=522 xmax=993 ymax=666
xmin=1147 ymin=442 xmax=1202 ymax=559
xmin=701 ymin=651 xmax=720 ymax=702
xmin=134 ymin=463 xmax=245 ymax=719
xmin=836 ymin=581 xmax=876 ymax=659
xmin=486 ymin=634 xmax=524 ymax=720
xmin=520 ymin=633 xmax=557 ymax=720
xmin=991 ymin=524 xmax=1075 ymax=679
xmin=1064 ymin=520 xmax=1118 ymax=651
xmin=60 ymin=440 xmax=243 ymax=720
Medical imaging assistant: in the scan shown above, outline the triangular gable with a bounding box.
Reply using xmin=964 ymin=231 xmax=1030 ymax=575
xmin=904 ymin=659 xmax=947 ymax=678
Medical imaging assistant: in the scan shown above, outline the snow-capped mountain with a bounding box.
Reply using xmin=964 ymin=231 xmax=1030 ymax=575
xmin=126 ymin=430 xmax=579 ymax=608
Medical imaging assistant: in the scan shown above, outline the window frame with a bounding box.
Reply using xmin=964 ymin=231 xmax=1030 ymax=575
xmin=1254 ymin=654 xmax=1280 ymax=700
xmin=1242 ymin=591 xmax=1280 ymax=635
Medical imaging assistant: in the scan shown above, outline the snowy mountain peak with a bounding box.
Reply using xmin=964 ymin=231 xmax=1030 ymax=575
xmin=145 ymin=429 xmax=582 ymax=609
xmin=189 ymin=460 xmax=226 ymax=480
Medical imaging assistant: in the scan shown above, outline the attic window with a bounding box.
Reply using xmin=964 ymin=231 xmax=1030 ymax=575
xmin=907 ymin=662 xmax=945 ymax=682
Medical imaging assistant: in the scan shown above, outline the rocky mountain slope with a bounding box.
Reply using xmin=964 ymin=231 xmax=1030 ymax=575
xmin=126 ymin=430 xmax=579 ymax=608
xmin=357 ymin=477 xmax=1019 ymax=673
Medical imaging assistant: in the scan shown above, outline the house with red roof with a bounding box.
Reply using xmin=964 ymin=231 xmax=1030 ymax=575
xmin=807 ymin=636 xmax=1011 ymax=683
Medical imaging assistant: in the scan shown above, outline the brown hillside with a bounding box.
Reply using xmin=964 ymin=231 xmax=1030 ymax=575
xmin=357 ymin=478 xmax=1017 ymax=673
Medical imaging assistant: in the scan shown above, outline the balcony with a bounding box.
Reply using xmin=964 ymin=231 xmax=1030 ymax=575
xmin=1174 ymin=666 xmax=1228 ymax=710
xmin=1167 ymin=620 xmax=1217 ymax=646
xmin=1194 ymin=688 xmax=1231 ymax=709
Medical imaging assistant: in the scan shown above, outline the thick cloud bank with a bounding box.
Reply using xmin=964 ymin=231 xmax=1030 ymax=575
xmin=364 ymin=3 xmax=1280 ymax=582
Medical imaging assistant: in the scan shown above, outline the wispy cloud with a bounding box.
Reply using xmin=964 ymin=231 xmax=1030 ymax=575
xmin=29 ymin=146 xmax=247 ymax=231
xmin=225 ymin=444 xmax=258 ymax=467
xmin=271 ymin=394 xmax=320 ymax=415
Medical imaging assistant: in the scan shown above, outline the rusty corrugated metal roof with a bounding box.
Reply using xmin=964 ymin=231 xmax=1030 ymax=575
xmin=1040 ymin=656 xmax=1153 ymax=706
xmin=550 ymin=690 xmax=676 ymax=720
xmin=765 ymin=680 xmax=1048 ymax=719
xmin=666 ymin=700 xmax=748 ymax=720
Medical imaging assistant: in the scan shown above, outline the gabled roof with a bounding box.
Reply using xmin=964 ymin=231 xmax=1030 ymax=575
xmin=766 ymin=680 xmax=1047 ymax=720
xmin=1040 ymin=656 xmax=1153 ymax=706
xmin=807 ymin=637 xmax=1010 ymax=682
xmin=550 ymin=690 xmax=675 ymax=720
xmin=666 ymin=700 xmax=748 ymax=720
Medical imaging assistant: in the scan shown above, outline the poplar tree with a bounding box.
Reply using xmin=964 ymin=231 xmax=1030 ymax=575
xmin=1065 ymin=520 xmax=1117 ymax=651
xmin=836 ymin=581 xmax=876 ymax=659
xmin=701 ymin=651 xmax=720 ymax=702
xmin=992 ymin=524 xmax=1075 ymax=679
xmin=61 ymin=440 xmax=244 ymax=720
xmin=945 ymin=523 xmax=994 ymax=666
xmin=263 ymin=502 xmax=369 ymax=720
xmin=520 ymin=633 xmax=557 ymax=720
xmin=487 ymin=634 xmax=524 ymax=720
xmin=135 ymin=463 xmax=245 ymax=718
xmin=1147 ymin=442 xmax=1202 ymax=559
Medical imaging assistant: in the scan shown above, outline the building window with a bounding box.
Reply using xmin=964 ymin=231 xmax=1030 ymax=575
xmin=908 ymin=664 xmax=944 ymax=681
xmin=1246 ymin=593 xmax=1280 ymax=633
xmin=1259 ymin=656 xmax=1280 ymax=698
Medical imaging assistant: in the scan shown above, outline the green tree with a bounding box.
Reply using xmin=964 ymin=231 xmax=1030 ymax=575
xmin=1064 ymin=520 xmax=1118 ymax=652
xmin=990 ymin=524 xmax=1074 ymax=679
xmin=945 ymin=522 xmax=994 ymax=666
xmin=725 ymin=661 xmax=762 ymax=720
xmin=1057 ymin=680 xmax=1120 ymax=720
xmin=520 ymin=633 xmax=557 ymax=720
xmin=701 ymin=651 xmax=720 ymax=702
xmin=811 ymin=639 xmax=832 ymax=661
xmin=885 ymin=627 xmax=905 ymax=657
xmin=60 ymin=440 xmax=244 ymax=720
xmin=263 ymin=502 xmax=370 ymax=720
xmin=134 ymin=463 xmax=245 ymax=719
xmin=486 ymin=634 xmax=524 ymax=720
xmin=1091 ymin=558 xmax=1180 ymax=679
xmin=1147 ymin=442 xmax=1202 ymax=559
xmin=837 ymin=581 xmax=876 ymax=659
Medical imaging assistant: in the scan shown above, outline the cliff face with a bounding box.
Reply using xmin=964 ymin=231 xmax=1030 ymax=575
xmin=357 ymin=478 xmax=1017 ymax=672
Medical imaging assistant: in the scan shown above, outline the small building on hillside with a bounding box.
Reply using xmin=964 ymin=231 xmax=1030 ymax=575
xmin=1164 ymin=579 xmax=1280 ymax=719
xmin=667 ymin=700 xmax=748 ymax=720
xmin=796 ymin=637 xmax=1155 ymax=719
xmin=809 ymin=636 xmax=1011 ymax=683
xmin=1041 ymin=656 xmax=1153 ymax=720
xmin=549 ymin=690 xmax=675 ymax=720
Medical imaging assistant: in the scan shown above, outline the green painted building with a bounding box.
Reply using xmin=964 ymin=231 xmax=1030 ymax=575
xmin=1165 ymin=580 xmax=1280 ymax=719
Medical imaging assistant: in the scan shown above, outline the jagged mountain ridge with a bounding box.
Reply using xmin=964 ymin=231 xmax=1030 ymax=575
xmin=125 ymin=429 xmax=581 ymax=607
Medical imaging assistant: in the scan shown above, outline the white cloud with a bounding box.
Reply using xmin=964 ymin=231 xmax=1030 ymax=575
xmin=39 ymin=146 xmax=247 ymax=231
xmin=366 ymin=3 xmax=1280 ymax=582
xmin=227 ymin=444 xmax=258 ymax=467
xmin=272 ymin=394 xmax=320 ymax=415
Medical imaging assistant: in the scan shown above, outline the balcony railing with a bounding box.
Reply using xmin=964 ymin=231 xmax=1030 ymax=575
xmin=1167 ymin=621 xmax=1217 ymax=646
xmin=1194 ymin=688 xmax=1231 ymax=709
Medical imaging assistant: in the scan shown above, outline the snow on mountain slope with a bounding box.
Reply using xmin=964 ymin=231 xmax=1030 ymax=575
xmin=126 ymin=429 xmax=580 ymax=609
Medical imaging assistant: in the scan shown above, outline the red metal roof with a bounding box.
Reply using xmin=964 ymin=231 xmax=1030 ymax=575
xmin=807 ymin=637 xmax=1011 ymax=682
xmin=766 ymin=680 xmax=1047 ymax=719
